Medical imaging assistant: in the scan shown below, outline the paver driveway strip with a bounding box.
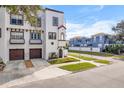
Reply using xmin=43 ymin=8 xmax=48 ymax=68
xmin=12 ymin=61 xmax=124 ymax=88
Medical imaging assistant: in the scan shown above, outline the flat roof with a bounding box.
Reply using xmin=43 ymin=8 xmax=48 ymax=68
xmin=45 ymin=8 xmax=64 ymax=14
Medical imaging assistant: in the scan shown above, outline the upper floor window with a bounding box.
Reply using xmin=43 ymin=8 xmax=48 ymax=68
xmin=37 ymin=17 xmax=42 ymax=27
xmin=48 ymin=32 xmax=56 ymax=40
xmin=10 ymin=31 xmax=24 ymax=39
xmin=0 ymin=28 xmax=1 ymax=38
xmin=61 ymin=32 xmax=65 ymax=40
xmin=31 ymin=17 xmax=41 ymax=27
xmin=30 ymin=32 xmax=41 ymax=40
xmin=52 ymin=17 xmax=58 ymax=26
xmin=100 ymin=36 xmax=103 ymax=41
xmin=10 ymin=14 xmax=23 ymax=25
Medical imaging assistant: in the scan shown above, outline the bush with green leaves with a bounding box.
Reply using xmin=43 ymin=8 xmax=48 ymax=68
xmin=0 ymin=57 xmax=6 ymax=71
xmin=104 ymin=44 xmax=124 ymax=54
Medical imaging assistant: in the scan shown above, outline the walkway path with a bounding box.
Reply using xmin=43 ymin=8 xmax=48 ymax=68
xmin=70 ymin=53 xmax=124 ymax=63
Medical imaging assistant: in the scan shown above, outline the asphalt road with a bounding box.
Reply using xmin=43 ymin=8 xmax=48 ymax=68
xmin=13 ymin=61 xmax=124 ymax=88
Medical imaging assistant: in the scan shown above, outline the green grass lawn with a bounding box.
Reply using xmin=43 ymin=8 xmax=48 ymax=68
xmin=69 ymin=53 xmax=97 ymax=61
xmin=69 ymin=50 xmax=114 ymax=57
xmin=49 ymin=57 xmax=80 ymax=64
xmin=113 ymin=55 xmax=124 ymax=60
xmin=69 ymin=53 xmax=110 ymax=64
xmin=94 ymin=60 xmax=110 ymax=64
xmin=59 ymin=62 xmax=96 ymax=72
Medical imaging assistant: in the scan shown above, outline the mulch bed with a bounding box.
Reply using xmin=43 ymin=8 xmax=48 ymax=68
xmin=24 ymin=60 xmax=34 ymax=68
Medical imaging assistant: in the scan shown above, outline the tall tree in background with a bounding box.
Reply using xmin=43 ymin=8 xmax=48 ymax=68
xmin=112 ymin=20 xmax=124 ymax=41
xmin=1 ymin=5 xmax=42 ymax=25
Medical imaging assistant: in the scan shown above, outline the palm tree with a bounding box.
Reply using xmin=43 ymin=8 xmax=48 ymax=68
xmin=1 ymin=5 xmax=42 ymax=25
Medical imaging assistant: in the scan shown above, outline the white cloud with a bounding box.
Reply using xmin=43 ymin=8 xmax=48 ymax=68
xmin=79 ymin=5 xmax=104 ymax=14
xmin=66 ymin=20 xmax=116 ymax=40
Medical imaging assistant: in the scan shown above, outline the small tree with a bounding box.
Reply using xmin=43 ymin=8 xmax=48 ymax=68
xmin=1 ymin=5 xmax=42 ymax=26
xmin=112 ymin=20 xmax=124 ymax=42
xmin=105 ymin=44 xmax=124 ymax=54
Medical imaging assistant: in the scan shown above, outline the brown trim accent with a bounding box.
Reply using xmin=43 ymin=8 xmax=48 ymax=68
xmin=58 ymin=25 xmax=66 ymax=29
xmin=45 ymin=8 xmax=64 ymax=14
xmin=58 ymin=40 xmax=66 ymax=41
xmin=0 ymin=28 xmax=1 ymax=38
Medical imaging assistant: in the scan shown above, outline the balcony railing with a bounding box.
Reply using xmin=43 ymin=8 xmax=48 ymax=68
xmin=9 ymin=39 xmax=25 ymax=44
xmin=58 ymin=40 xmax=66 ymax=47
xmin=29 ymin=39 xmax=42 ymax=44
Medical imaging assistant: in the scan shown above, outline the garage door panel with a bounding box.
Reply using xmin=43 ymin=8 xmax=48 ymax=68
xmin=9 ymin=49 xmax=24 ymax=60
xmin=30 ymin=49 xmax=42 ymax=59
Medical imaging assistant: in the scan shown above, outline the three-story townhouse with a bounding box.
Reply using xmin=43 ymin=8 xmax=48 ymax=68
xmin=0 ymin=7 xmax=67 ymax=63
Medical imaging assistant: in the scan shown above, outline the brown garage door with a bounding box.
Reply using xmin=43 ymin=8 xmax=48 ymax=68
xmin=9 ymin=49 xmax=24 ymax=60
xmin=30 ymin=49 xmax=42 ymax=59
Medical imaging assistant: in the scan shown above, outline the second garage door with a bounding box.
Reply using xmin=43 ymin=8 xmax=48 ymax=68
xmin=30 ymin=49 xmax=42 ymax=59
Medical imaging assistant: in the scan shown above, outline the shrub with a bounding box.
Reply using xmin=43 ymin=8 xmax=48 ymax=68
xmin=0 ymin=58 xmax=6 ymax=71
xmin=105 ymin=44 xmax=124 ymax=54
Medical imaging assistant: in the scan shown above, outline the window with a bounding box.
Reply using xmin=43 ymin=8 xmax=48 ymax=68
xmin=52 ymin=17 xmax=58 ymax=26
xmin=48 ymin=32 xmax=56 ymax=40
xmin=61 ymin=32 xmax=65 ymax=40
xmin=100 ymin=36 xmax=103 ymax=41
xmin=30 ymin=32 xmax=41 ymax=40
xmin=11 ymin=31 xmax=24 ymax=39
xmin=37 ymin=17 xmax=41 ymax=27
xmin=0 ymin=28 xmax=1 ymax=38
xmin=10 ymin=14 xmax=23 ymax=25
xmin=31 ymin=17 xmax=41 ymax=27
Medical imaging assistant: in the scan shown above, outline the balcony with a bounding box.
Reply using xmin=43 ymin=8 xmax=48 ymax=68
xmin=58 ymin=40 xmax=66 ymax=47
xmin=9 ymin=39 xmax=25 ymax=44
xmin=29 ymin=39 xmax=42 ymax=44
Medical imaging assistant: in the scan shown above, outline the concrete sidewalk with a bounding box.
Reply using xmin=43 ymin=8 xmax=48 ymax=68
xmin=70 ymin=53 xmax=124 ymax=63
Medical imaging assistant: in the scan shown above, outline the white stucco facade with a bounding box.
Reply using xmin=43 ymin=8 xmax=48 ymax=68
xmin=0 ymin=7 xmax=67 ymax=63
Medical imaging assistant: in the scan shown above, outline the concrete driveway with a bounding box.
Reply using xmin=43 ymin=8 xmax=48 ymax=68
xmin=0 ymin=59 xmax=50 ymax=85
xmin=12 ymin=61 xmax=124 ymax=88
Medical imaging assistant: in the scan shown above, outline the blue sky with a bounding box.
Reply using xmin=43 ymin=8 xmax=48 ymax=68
xmin=44 ymin=5 xmax=124 ymax=39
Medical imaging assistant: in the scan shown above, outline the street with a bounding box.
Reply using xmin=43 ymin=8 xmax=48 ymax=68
xmin=12 ymin=61 xmax=124 ymax=88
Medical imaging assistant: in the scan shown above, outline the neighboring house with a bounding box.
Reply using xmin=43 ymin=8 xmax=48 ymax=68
xmin=69 ymin=36 xmax=92 ymax=47
xmin=69 ymin=36 xmax=82 ymax=47
xmin=69 ymin=33 xmax=117 ymax=51
xmin=0 ymin=7 xmax=67 ymax=63
xmin=91 ymin=33 xmax=114 ymax=49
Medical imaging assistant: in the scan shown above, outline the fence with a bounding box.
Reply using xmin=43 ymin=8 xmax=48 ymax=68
xmin=69 ymin=47 xmax=101 ymax=52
